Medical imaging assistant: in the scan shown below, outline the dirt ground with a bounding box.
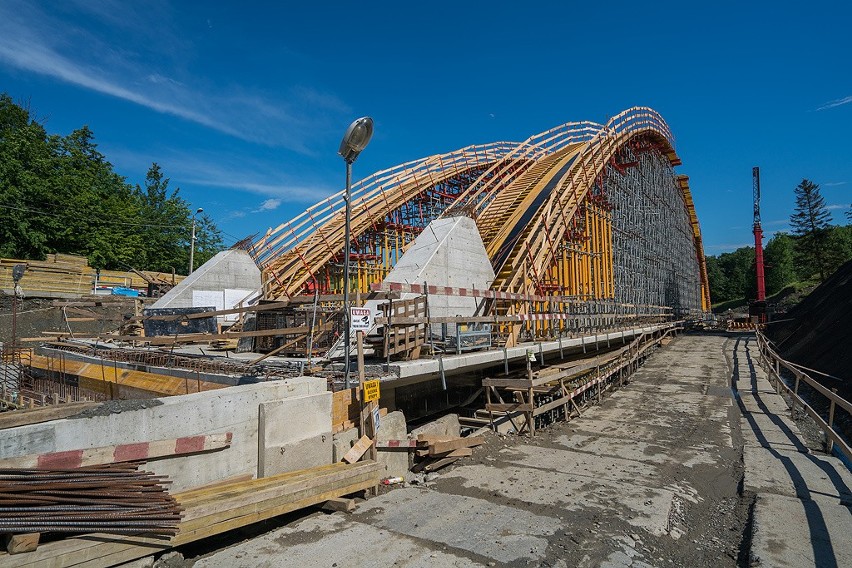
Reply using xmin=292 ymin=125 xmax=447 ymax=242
xmin=0 ymin=294 xmax=132 ymax=346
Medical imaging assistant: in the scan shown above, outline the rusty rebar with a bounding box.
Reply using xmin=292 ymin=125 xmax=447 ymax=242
xmin=0 ymin=463 xmax=182 ymax=536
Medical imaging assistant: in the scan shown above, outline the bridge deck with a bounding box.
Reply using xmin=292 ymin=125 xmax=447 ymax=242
xmin=193 ymin=334 xmax=851 ymax=567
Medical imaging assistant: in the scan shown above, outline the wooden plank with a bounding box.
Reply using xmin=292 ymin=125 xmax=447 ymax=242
xmin=423 ymin=456 xmax=460 ymax=472
xmin=0 ymin=402 xmax=99 ymax=430
xmin=423 ymin=447 xmax=473 ymax=459
xmin=3 ymin=533 xmax=40 ymax=555
xmin=341 ymin=435 xmax=372 ymax=464
xmin=428 ymin=436 xmax=484 ymax=456
xmin=321 ymin=497 xmax=356 ymax=513
xmin=484 ymin=402 xmax=534 ymax=413
xmin=415 ymin=434 xmax=455 ymax=444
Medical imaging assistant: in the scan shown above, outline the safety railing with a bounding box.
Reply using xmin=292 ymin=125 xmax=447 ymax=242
xmin=754 ymin=330 xmax=852 ymax=463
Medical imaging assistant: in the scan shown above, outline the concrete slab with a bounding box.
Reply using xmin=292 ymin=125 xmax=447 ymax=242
xmin=258 ymin=391 xmax=333 ymax=477
xmin=376 ymin=410 xmax=408 ymax=479
xmin=737 ymin=390 xmax=795 ymax=417
xmin=743 ymin=445 xmax=852 ymax=505
xmin=751 ymin=492 xmax=852 ymax=568
xmin=152 ymin=249 xmax=260 ymax=324
xmin=410 ymin=413 xmax=460 ymax=439
xmin=332 ymin=426 xmax=360 ymax=463
xmin=739 ymin=412 xmax=809 ymax=451
xmin=194 ymin=514 xmax=481 ymax=568
xmin=358 ymin=487 xmax=561 ymax=563
xmin=388 ymin=323 xmax=674 ymax=380
xmin=383 ymin=216 xmax=495 ymax=325
xmin=498 ymin=445 xmax=669 ymax=491
xmin=442 ymin=463 xmax=676 ymax=536
xmin=0 ymin=378 xmax=326 ymax=491
xmin=552 ymin=434 xmax=720 ymax=467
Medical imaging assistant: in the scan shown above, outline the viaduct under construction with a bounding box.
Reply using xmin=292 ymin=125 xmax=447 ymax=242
xmin=1 ymin=107 xmax=850 ymax=568
xmin=250 ymin=106 xmax=711 ymax=349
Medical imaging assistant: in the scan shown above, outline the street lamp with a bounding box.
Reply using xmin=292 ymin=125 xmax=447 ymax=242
xmin=189 ymin=207 xmax=204 ymax=275
xmin=338 ymin=117 xmax=374 ymax=389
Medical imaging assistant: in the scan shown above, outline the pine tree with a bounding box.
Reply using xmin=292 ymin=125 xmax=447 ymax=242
xmin=789 ymin=179 xmax=832 ymax=280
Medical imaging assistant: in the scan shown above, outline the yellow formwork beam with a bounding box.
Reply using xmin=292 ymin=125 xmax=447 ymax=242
xmin=27 ymin=354 xmax=225 ymax=398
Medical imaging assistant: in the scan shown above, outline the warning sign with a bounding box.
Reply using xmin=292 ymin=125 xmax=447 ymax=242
xmin=350 ymin=307 xmax=373 ymax=332
xmin=363 ymin=379 xmax=380 ymax=402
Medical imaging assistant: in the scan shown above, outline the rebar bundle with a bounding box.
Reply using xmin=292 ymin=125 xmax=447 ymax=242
xmin=0 ymin=463 xmax=182 ymax=537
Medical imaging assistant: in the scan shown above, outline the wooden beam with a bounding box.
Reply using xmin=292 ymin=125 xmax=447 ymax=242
xmin=0 ymin=402 xmax=99 ymax=430
xmin=428 ymin=436 xmax=484 ymax=456
xmin=3 ymin=533 xmax=40 ymax=555
xmin=321 ymin=497 xmax=356 ymax=513
xmin=342 ymin=435 xmax=372 ymax=464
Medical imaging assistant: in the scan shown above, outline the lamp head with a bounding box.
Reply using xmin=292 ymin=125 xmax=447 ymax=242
xmin=338 ymin=117 xmax=374 ymax=163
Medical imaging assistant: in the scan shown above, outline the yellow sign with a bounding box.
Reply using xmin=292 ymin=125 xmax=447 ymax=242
xmin=363 ymin=379 xmax=380 ymax=402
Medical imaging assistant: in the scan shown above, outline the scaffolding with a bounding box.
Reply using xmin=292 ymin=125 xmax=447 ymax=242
xmin=250 ymin=107 xmax=710 ymax=350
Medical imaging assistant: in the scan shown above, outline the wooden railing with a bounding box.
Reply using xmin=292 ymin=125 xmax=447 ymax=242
xmin=754 ymin=330 xmax=852 ymax=462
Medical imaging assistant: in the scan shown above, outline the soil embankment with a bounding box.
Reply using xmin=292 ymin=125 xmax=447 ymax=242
xmin=766 ymin=259 xmax=852 ymax=397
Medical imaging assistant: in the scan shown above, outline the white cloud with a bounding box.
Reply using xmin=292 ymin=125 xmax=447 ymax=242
xmin=826 ymin=204 xmax=849 ymax=211
xmin=816 ymin=95 xmax=852 ymax=111
xmin=823 ymin=181 xmax=848 ymax=187
xmin=0 ymin=2 xmax=349 ymax=151
xmin=254 ymin=198 xmax=282 ymax=213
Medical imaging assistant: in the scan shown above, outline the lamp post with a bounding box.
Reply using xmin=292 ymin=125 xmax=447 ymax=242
xmin=189 ymin=208 xmax=203 ymax=275
xmin=338 ymin=117 xmax=374 ymax=389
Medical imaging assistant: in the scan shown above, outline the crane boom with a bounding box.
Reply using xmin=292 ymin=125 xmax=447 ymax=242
xmin=752 ymin=167 xmax=766 ymax=303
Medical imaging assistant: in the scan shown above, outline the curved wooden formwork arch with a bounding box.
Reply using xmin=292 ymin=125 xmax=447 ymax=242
xmin=490 ymin=108 xmax=678 ymax=295
xmin=251 ymin=142 xmax=516 ymax=298
xmin=251 ymin=107 xmax=711 ymax=331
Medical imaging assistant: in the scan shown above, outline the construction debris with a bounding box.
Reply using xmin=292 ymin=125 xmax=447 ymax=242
xmin=411 ymin=434 xmax=484 ymax=473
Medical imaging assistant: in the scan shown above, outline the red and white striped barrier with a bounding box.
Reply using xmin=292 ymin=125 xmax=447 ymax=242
xmin=375 ymin=439 xmax=419 ymax=449
xmin=0 ymin=432 xmax=233 ymax=469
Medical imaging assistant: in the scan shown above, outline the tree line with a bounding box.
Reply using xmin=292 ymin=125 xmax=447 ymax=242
xmin=0 ymin=94 xmax=222 ymax=273
xmin=707 ymin=179 xmax=852 ymax=305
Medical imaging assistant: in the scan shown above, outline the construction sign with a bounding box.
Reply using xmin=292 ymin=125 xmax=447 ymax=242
xmin=350 ymin=307 xmax=373 ymax=332
xmin=363 ymin=379 xmax=380 ymax=402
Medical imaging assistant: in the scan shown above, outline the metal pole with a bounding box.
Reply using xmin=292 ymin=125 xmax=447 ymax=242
xmin=343 ymin=160 xmax=353 ymax=389
xmin=189 ymin=216 xmax=197 ymax=275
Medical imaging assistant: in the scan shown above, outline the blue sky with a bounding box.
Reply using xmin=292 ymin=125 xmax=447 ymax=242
xmin=1 ymin=0 xmax=850 ymax=253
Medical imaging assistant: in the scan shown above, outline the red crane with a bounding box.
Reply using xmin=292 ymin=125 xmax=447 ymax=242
xmin=752 ymin=167 xmax=765 ymax=301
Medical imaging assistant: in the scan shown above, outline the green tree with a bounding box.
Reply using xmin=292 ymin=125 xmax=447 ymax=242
xmin=790 ymin=179 xmax=832 ymax=280
xmin=0 ymin=94 xmax=56 ymax=258
xmin=705 ymin=256 xmax=728 ymax=304
xmin=134 ymin=163 xmax=222 ymax=273
xmin=824 ymin=225 xmax=852 ymax=275
xmin=0 ymin=93 xmax=223 ymax=272
xmin=706 ymin=246 xmax=755 ymax=304
xmin=763 ymin=232 xmax=796 ymax=295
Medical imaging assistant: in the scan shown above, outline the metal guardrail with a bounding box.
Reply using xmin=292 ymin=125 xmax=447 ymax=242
xmin=754 ymin=330 xmax=852 ymax=462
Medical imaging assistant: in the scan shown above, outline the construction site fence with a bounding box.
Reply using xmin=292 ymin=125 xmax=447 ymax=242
xmin=754 ymin=330 xmax=852 ymax=464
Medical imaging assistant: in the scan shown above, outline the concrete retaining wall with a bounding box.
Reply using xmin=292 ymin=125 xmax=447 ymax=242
xmin=0 ymin=378 xmax=326 ymax=492
xmin=258 ymin=392 xmax=333 ymax=477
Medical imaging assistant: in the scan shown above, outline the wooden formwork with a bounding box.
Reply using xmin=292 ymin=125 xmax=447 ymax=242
xmin=376 ymin=296 xmax=427 ymax=360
